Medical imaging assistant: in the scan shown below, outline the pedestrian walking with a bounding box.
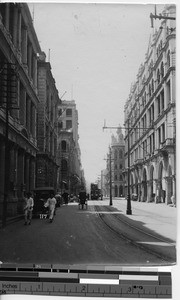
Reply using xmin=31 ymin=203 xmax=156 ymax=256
xmin=24 ymin=192 xmax=34 ymax=225
xmin=62 ymin=190 xmax=69 ymax=205
xmin=44 ymin=193 xmax=57 ymax=223
xmin=78 ymin=188 xmax=87 ymax=209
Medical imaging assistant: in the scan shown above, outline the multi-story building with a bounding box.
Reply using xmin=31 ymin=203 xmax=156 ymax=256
xmin=0 ymin=3 xmax=41 ymax=218
xmin=36 ymin=51 xmax=61 ymax=190
xmin=57 ymin=100 xmax=83 ymax=195
xmin=124 ymin=5 xmax=176 ymax=205
xmin=105 ymin=127 xmax=125 ymax=198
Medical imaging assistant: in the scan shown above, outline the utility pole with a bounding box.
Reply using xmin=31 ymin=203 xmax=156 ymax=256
xmin=150 ymin=5 xmax=176 ymax=28
xmin=126 ymin=119 xmax=132 ymax=215
xmin=109 ymin=147 xmax=112 ymax=206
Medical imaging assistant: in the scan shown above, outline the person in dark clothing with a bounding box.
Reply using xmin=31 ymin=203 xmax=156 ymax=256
xmin=78 ymin=189 xmax=87 ymax=209
xmin=62 ymin=190 xmax=69 ymax=205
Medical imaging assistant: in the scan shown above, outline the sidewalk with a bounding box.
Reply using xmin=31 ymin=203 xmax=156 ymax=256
xmin=0 ymin=214 xmax=24 ymax=228
xmin=98 ymin=197 xmax=177 ymax=242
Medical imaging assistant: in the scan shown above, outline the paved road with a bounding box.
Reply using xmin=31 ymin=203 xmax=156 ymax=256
xmin=0 ymin=201 xmax=176 ymax=265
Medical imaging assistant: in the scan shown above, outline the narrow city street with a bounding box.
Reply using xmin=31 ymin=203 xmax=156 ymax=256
xmin=0 ymin=199 xmax=176 ymax=266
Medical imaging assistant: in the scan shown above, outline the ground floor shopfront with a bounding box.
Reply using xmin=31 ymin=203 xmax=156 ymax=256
xmin=124 ymin=150 xmax=176 ymax=206
xmin=0 ymin=132 xmax=37 ymax=218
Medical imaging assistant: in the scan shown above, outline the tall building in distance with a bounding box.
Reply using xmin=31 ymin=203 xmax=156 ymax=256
xmin=57 ymin=100 xmax=84 ymax=195
xmin=104 ymin=127 xmax=125 ymax=198
xmin=124 ymin=5 xmax=176 ymax=205
xmin=36 ymin=51 xmax=61 ymax=190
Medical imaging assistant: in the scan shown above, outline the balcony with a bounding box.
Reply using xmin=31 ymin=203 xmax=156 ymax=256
xmin=156 ymin=138 xmax=175 ymax=156
xmin=134 ymin=158 xmax=144 ymax=165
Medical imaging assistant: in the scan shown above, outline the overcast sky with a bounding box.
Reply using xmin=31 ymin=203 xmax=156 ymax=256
xmin=28 ymin=2 xmax=170 ymax=187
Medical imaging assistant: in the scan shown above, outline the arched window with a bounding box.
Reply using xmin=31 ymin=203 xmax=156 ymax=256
xmin=61 ymin=140 xmax=67 ymax=151
xmin=120 ymin=175 xmax=123 ymax=181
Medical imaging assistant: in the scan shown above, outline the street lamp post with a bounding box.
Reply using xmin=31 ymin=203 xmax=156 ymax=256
xmin=126 ymin=119 xmax=132 ymax=215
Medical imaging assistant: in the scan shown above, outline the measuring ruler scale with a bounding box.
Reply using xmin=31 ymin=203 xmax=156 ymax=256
xmin=0 ymin=265 xmax=172 ymax=298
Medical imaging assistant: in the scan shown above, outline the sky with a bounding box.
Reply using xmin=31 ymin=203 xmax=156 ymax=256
xmin=28 ymin=1 xmax=169 ymax=187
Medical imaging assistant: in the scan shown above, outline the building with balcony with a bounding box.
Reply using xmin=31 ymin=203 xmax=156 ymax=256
xmin=0 ymin=3 xmax=41 ymax=217
xmin=57 ymin=100 xmax=84 ymax=195
xmin=36 ymin=52 xmax=61 ymax=190
xmin=124 ymin=5 xmax=176 ymax=205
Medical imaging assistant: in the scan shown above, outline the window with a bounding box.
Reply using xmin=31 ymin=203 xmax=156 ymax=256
xmin=167 ymin=80 xmax=171 ymax=104
xmin=151 ymin=103 xmax=154 ymax=120
xmin=161 ymin=62 xmax=164 ymax=78
xmin=161 ymin=123 xmax=165 ymax=142
xmin=58 ymin=122 xmax=63 ymax=133
xmin=157 ymin=96 xmax=161 ymax=115
xmin=151 ymin=79 xmax=154 ymax=93
xmin=61 ymin=159 xmax=68 ymax=172
xmin=66 ymin=120 xmax=72 ymax=129
xmin=120 ymin=175 xmax=123 ymax=181
xmin=119 ymin=150 xmax=123 ymax=159
xmin=149 ymin=84 xmax=151 ymax=97
xmin=167 ymin=50 xmax=171 ymax=69
xmin=161 ymin=90 xmax=164 ymax=111
xmin=66 ymin=109 xmax=72 ymax=116
xmin=61 ymin=140 xmax=67 ymax=151
xmin=158 ymin=127 xmax=161 ymax=147
xmin=157 ymin=69 xmax=160 ymax=85
xmin=119 ymin=164 xmax=122 ymax=169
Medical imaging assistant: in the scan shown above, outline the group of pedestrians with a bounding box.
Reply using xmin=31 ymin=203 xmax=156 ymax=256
xmin=23 ymin=188 xmax=88 ymax=225
xmin=23 ymin=192 xmax=57 ymax=225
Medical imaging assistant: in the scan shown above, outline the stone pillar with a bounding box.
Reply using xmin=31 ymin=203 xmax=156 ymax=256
xmin=31 ymin=104 xmax=36 ymax=138
xmin=17 ymin=7 xmax=22 ymax=52
xmin=154 ymin=179 xmax=161 ymax=203
xmin=164 ymin=176 xmax=172 ymax=205
xmin=17 ymin=149 xmax=25 ymax=198
xmin=0 ymin=141 xmax=5 ymax=207
xmin=19 ymin=87 xmax=26 ymax=126
xmin=147 ymin=180 xmax=153 ymax=202
xmin=12 ymin=5 xmax=18 ymax=47
xmin=26 ymin=97 xmax=31 ymax=133
xmin=171 ymin=175 xmax=176 ymax=206
xmin=5 ymin=3 xmax=10 ymax=31
xmin=29 ymin=157 xmax=36 ymax=192
xmin=25 ymin=155 xmax=30 ymax=192
xmin=137 ymin=183 xmax=141 ymax=201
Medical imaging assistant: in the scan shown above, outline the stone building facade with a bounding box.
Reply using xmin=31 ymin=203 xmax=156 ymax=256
xmin=36 ymin=52 xmax=61 ymax=190
xmin=57 ymin=100 xmax=84 ymax=195
xmin=124 ymin=5 xmax=176 ymax=205
xmin=105 ymin=127 xmax=125 ymax=198
xmin=0 ymin=3 xmax=41 ymax=217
